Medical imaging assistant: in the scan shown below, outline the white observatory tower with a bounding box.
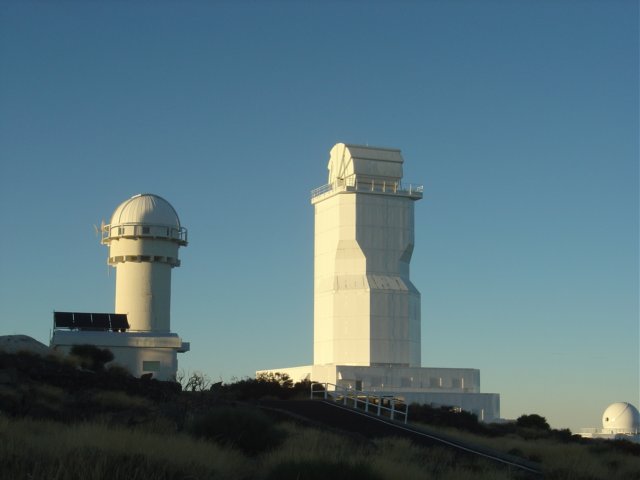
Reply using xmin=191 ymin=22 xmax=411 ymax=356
xmin=313 ymin=143 xmax=422 ymax=367
xmin=50 ymin=193 xmax=189 ymax=381
xmin=258 ymin=143 xmax=500 ymax=422
xmin=103 ymin=193 xmax=187 ymax=333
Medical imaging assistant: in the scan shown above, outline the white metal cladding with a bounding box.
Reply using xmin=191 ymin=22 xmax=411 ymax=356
xmin=257 ymin=143 xmax=501 ymax=422
xmin=111 ymin=193 xmax=181 ymax=228
xmin=313 ymin=145 xmax=422 ymax=367
xmin=102 ymin=194 xmax=187 ymax=245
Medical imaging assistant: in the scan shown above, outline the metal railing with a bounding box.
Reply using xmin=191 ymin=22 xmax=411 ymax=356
xmin=310 ymin=382 xmax=408 ymax=424
xmin=102 ymin=223 xmax=188 ymax=244
xmin=311 ymin=175 xmax=423 ymax=200
xmin=579 ymin=427 xmax=640 ymax=435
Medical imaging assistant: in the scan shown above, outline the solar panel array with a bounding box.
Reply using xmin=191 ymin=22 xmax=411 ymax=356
xmin=53 ymin=312 xmax=130 ymax=332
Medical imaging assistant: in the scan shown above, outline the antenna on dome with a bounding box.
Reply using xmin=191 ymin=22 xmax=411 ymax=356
xmin=92 ymin=220 xmax=106 ymax=238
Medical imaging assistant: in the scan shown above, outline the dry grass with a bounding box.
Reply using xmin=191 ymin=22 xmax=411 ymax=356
xmin=0 ymin=415 xmax=250 ymax=480
xmin=260 ymin=422 xmax=516 ymax=480
xmin=3 ymin=410 xmax=637 ymax=480
xmin=415 ymin=424 xmax=640 ymax=480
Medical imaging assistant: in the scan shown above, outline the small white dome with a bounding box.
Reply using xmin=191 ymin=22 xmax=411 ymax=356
xmin=110 ymin=194 xmax=181 ymax=228
xmin=602 ymin=402 xmax=640 ymax=432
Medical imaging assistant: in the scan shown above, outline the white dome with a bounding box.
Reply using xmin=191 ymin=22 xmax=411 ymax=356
xmin=110 ymin=194 xmax=181 ymax=228
xmin=602 ymin=402 xmax=640 ymax=432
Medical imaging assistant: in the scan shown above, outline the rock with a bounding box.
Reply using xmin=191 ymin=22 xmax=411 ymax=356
xmin=0 ymin=335 xmax=52 ymax=356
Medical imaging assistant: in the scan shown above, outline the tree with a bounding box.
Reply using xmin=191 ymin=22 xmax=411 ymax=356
xmin=516 ymin=414 xmax=550 ymax=430
xmin=183 ymin=371 xmax=211 ymax=392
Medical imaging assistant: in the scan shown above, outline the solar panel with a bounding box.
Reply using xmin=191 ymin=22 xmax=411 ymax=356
xmin=54 ymin=312 xmax=74 ymax=328
xmin=73 ymin=313 xmax=93 ymax=329
xmin=53 ymin=311 xmax=129 ymax=331
xmin=110 ymin=314 xmax=129 ymax=331
xmin=91 ymin=313 xmax=111 ymax=330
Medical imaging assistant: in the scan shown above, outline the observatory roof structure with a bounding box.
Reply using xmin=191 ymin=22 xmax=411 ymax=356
xmin=602 ymin=402 xmax=640 ymax=432
xmin=109 ymin=193 xmax=181 ymax=228
xmin=328 ymin=143 xmax=404 ymax=184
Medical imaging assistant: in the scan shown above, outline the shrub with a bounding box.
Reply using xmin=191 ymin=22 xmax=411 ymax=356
xmin=90 ymin=390 xmax=152 ymax=411
xmin=106 ymin=364 xmax=132 ymax=378
xmin=516 ymin=414 xmax=550 ymax=430
xmin=183 ymin=371 xmax=211 ymax=392
xmin=70 ymin=344 xmax=114 ymax=372
xmin=408 ymin=403 xmax=484 ymax=434
xmin=257 ymin=372 xmax=294 ymax=388
xmin=186 ymin=405 xmax=285 ymax=455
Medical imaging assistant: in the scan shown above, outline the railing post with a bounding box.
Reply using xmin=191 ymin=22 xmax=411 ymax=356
xmin=391 ymin=401 xmax=395 ymax=421
xmin=377 ymin=396 xmax=382 ymax=416
xmin=365 ymin=396 xmax=369 ymax=413
xmin=324 ymin=383 xmax=328 ymax=400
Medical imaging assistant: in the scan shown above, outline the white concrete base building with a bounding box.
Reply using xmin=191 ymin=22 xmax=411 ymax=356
xmin=51 ymin=194 xmax=189 ymax=381
xmin=51 ymin=330 xmax=189 ymax=380
xmin=259 ymin=143 xmax=500 ymax=422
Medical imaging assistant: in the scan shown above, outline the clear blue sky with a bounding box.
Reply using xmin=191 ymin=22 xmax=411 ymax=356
xmin=0 ymin=0 xmax=637 ymax=433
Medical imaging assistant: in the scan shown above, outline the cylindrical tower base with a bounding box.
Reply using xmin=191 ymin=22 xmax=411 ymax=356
xmin=115 ymin=261 xmax=172 ymax=332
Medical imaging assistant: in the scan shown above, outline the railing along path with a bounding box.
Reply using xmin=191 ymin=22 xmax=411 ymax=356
xmin=310 ymin=382 xmax=408 ymax=424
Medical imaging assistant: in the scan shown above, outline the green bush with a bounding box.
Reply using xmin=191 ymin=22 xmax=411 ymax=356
xmin=186 ymin=405 xmax=285 ymax=455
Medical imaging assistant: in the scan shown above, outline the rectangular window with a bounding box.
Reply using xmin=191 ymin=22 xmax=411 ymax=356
xmin=142 ymin=361 xmax=160 ymax=372
xmin=142 ymin=226 xmax=150 ymax=234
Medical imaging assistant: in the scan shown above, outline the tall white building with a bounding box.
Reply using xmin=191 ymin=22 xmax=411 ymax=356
xmin=51 ymin=194 xmax=189 ymax=380
xmin=313 ymin=143 xmax=421 ymax=367
xmin=259 ymin=143 xmax=500 ymax=421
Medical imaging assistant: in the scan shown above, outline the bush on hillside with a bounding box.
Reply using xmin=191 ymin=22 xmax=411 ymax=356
xmin=70 ymin=345 xmax=114 ymax=372
xmin=186 ymin=405 xmax=285 ymax=455
xmin=216 ymin=374 xmax=313 ymax=401
xmin=409 ymin=403 xmax=484 ymax=433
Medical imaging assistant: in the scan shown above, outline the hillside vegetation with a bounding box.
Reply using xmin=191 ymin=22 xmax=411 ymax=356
xmin=0 ymin=350 xmax=638 ymax=479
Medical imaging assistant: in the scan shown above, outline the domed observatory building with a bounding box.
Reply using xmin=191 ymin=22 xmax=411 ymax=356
xmin=51 ymin=194 xmax=190 ymax=380
xmin=259 ymin=143 xmax=500 ymax=422
xmin=579 ymin=402 xmax=640 ymax=442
